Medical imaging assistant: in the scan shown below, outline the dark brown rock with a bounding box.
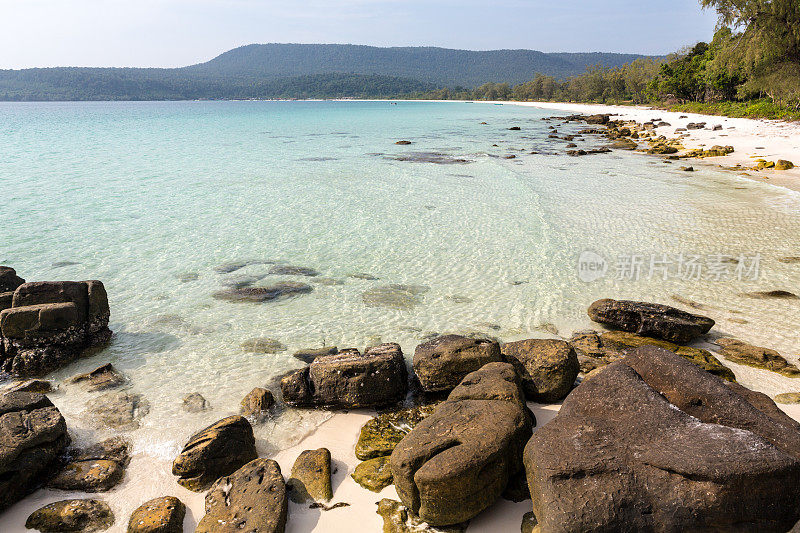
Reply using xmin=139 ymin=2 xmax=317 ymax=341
xmin=293 ymin=346 xmax=338 ymax=363
xmin=196 ymin=458 xmax=287 ymax=533
xmin=26 ymin=499 xmax=114 ymax=532
xmin=391 ymin=362 xmax=534 ymax=526
xmin=413 ymin=335 xmax=502 ymax=392
xmin=0 ymin=266 xmax=25 ymax=292
xmin=287 ymin=448 xmax=332 ymax=503
xmin=172 ymin=415 xmax=257 ymax=491
xmin=0 ymin=392 xmax=69 ymax=511
xmin=71 ymin=436 xmax=131 ymax=466
xmin=281 ymin=343 xmax=407 ymax=408
xmin=127 ymin=496 xmax=185 ymax=533
xmin=241 ymin=387 xmax=274 ymax=419
xmin=500 ymin=339 xmax=579 ymax=402
xmin=588 ymin=298 xmax=715 ymax=343
xmin=524 ymin=346 xmax=800 ymax=532
xmin=3 ymin=379 xmax=54 ymax=393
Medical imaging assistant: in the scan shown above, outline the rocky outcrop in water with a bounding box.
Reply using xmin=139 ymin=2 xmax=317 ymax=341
xmin=281 ymin=343 xmax=407 ymax=408
xmin=241 ymin=387 xmax=274 ymax=420
xmin=172 ymin=415 xmax=258 ymax=491
xmin=413 ymin=335 xmax=502 ymax=393
xmin=524 ymin=345 xmax=800 ymax=532
xmin=67 ymin=363 xmax=125 ymax=391
xmin=26 ymin=499 xmax=114 ymax=532
xmin=587 ymin=298 xmax=715 ymax=343
xmin=0 ymin=391 xmax=69 ymax=511
xmin=1 ymin=280 xmax=111 ymax=377
xmin=195 ymin=458 xmax=287 ymax=533
xmin=212 ymin=281 xmax=313 ymax=302
xmin=127 ymin=496 xmax=185 ymax=533
xmin=391 ymin=362 xmax=534 ymax=526
xmin=500 ymin=339 xmax=579 ymax=402
xmin=715 ymin=338 xmax=800 ymax=376
xmin=85 ymin=391 xmax=150 ymax=430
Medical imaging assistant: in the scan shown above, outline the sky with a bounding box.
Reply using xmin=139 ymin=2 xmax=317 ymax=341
xmin=0 ymin=0 xmax=720 ymax=69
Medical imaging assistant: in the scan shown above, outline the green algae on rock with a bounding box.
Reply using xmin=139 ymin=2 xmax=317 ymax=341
xmin=715 ymin=338 xmax=800 ymax=377
xmin=352 ymin=455 xmax=393 ymax=492
xmin=355 ymin=404 xmax=437 ymax=461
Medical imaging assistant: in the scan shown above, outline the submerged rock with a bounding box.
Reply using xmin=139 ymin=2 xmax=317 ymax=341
xmin=127 ymin=496 xmax=186 ymax=533
xmin=287 ymin=448 xmax=332 ymax=503
xmin=740 ymin=290 xmax=799 ymax=300
xmin=391 ymin=363 xmax=534 ymax=526
xmin=0 ymin=392 xmax=69 ymax=511
xmin=500 ymin=339 xmax=579 ymax=402
xmin=525 ymin=345 xmax=800 ymax=532
xmin=182 ymin=392 xmax=210 ymax=413
xmin=282 ymin=343 xmax=407 ymax=409
xmin=355 ymin=404 xmax=437 ymax=461
xmin=268 ymin=265 xmax=319 ymax=277
xmin=293 ymin=346 xmax=338 ymax=363
xmin=172 ymin=415 xmax=257 ymax=491
xmin=376 ymin=498 xmax=468 ymax=533
xmin=71 ymin=436 xmax=131 ymax=466
xmin=241 ymin=337 xmax=287 ymax=353
xmin=196 ymin=458 xmax=287 ymax=533
xmin=353 ymin=455 xmax=393 ymax=492
xmin=587 ymin=298 xmax=715 ymax=343
xmin=26 ymin=499 xmax=114 ymax=533
xmin=715 ymin=338 xmax=800 ymax=377
xmin=67 ymin=363 xmax=126 ymax=391
xmin=386 ymin=152 xmax=472 ymax=165
xmin=362 ymin=284 xmax=429 ymax=309
xmin=85 ymin=391 xmax=150 ymax=430
xmin=212 ymin=281 xmax=313 ymax=302
xmin=413 ymin=334 xmax=502 ymax=393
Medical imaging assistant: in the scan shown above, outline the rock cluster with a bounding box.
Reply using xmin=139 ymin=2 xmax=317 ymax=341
xmin=281 ymin=343 xmax=407 ymax=408
xmin=0 ymin=392 xmax=69 ymax=511
xmin=391 ymin=363 xmax=534 ymax=526
xmin=525 ymin=345 xmax=800 ymax=532
xmin=0 ymin=277 xmax=111 ymax=377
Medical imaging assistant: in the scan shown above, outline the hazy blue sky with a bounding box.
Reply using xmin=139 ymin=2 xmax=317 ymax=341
xmin=0 ymin=0 xmax=720 ymax=69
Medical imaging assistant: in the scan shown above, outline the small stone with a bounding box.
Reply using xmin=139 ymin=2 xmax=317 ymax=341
xmin=740 ymin=290 xmax=799 ymax=300
xmin=521 ymin=512 xmax=539 ymax=533
xmin=241 ymin=337 xmax=287 ymax=354
xmin=287 ymin=448 xmax=333 ymax=503
xmin=127 ymin=496 xmax=186 ymax=533
xmin=395 ymin=140 xmax=413 ymax=145
xmin=352 ymin=456 xmax=393 ymax=492
xmin=68 ymin=363 xmax=126 ymax=391
xmin=26 ymin=499 xmax=114 ymax=533
xmin=376 ymin=499 xmax=468 ymax=533
xmin=182 ymin=392 xmax=210 ymax=413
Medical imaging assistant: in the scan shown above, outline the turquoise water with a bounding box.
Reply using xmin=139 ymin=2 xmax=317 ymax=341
xmin=2 ymin=101 xmax=800 ymax=526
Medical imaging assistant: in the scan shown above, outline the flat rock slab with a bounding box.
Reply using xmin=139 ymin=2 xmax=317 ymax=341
xmin=127 ymin=496 xmax=186 ymax=533
xmin=287 ymin=448 xmax=332 ymax=503
xmin=413 ymin=335 xmax=502 ymax=393
xmin=588 ymin=298 xmax=715 ymax=343
xmin=500 ymin=339 xmax=579 ymax=402
xmin=0 ymin=392 xmax=69 ymax=511
xmin=525 ymin=345 xmax=800 ymax=532
xmin=716 ymin=337 xmax=800 ymax=377
xmin=391 ymin=362 xmax=534 ymax=526
xmin=282 ymin=343 xmax=407 ymax=408
xmin=196 ymin=458 xmax=287 ymax=533
xmin=26 ymin=499 xmax=114 ymax=532
xmin=172 ymin=415 xmax=257 ymax=491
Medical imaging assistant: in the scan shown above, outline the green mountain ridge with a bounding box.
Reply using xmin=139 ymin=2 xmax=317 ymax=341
xmin=0 ymin=43 xmax=653 ymax=101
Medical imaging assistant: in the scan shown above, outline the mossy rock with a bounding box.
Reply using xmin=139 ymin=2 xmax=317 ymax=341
xmin=600 ymin=331 xmax=736 ymax=382
xmin=352 ymin=455 xmax=393 ymax=492
xmin=774 ymin=392 xmax=800 ymax=404
xmin=715 ymin=338 xmax=800 ymax=377
xmin=776 ymin=160 xmax=795 ymax=171
xmin=647 ymin=144 xmax=678 ymax=155
xmin=756 ymin=160 xmax=776 ymax=169
xmin=355 ymin=404 xmax=437 ymax=461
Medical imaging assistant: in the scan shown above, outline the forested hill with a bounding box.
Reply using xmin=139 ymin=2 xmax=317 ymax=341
xmin=187 ymin=44 xmax=650 ymax=87
xmin=0 ymin=44 xmax=651 ymax=101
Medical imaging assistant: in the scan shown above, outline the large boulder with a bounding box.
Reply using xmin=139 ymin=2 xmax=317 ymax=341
xmin=0 ymin=280 xmax=111 ymax=377
xmin=281 ymin=343 xmax=407 ymax=408
xmin=524 ymin=346 xmax=800 ymax=532
xmin=0 ymin=392 xmax=69 ymax=511
xmin=26 ymin=499 xmax=114 ymax=532
xmin=587 ymin=298 xmax=714 ymax=343
xmin=390 ymin=362 xmax=534 ymax=526
xmin=500 ymin=339 xmax=579 ymax=402
xmin=195 ymin=458 xmax=287 ymax=533
xmin=413 ymin=335 xmax=502 ymax=392
xmin=0 ymin=266 xmax=25 ymax=292
xmin=172 ymin=415 xmax=257 ymax=491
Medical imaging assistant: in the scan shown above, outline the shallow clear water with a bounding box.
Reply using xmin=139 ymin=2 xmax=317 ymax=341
xmin=2 ymin=100 xmax=800 ymax=528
